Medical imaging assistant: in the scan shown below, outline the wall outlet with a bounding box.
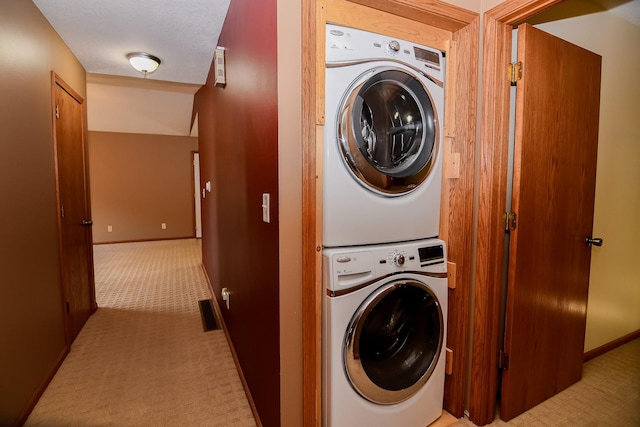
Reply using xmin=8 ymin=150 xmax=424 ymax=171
xmin=107 ymin=225 xmax=113 ymax=232
xmin=161 ymin=223 xmax=167 ymax=230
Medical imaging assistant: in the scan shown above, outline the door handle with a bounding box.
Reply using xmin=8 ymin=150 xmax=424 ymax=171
xmin=82 ymin=220 xmax=93 ymax=226
xmin=585 ymin=237 xmax=603 ymax=247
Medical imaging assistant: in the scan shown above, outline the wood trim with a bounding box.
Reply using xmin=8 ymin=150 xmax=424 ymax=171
xmin=323 ymin=0 xmax=451 ymax=52
xmin=443 ymin=16 xmax=479 ymax=417
xmin=315 ymin=2 xmax=326 ymax=125
xmin=200 ymin=265 xmax=263 ymax=427
xmin=50 ymin=71 xmax=97 ymax=337
xmin=302 ymin=0 xmax=320 ymax=424
xmin=53 ymin=72 xmax=85 ymax=104
xmin=488 ymin=0 xmax=564 ymax=25
xmin=584 ymin=330 xmax=640 ymax=362
xmin=14 ymin=345 xmax=69 ymax=426
xmin=51 ymin=71 xmax=71 ymax=346
xmin=347 ymin=0 xmax=478 ymax=32
xmin=92 ymin=236 xmax=195 ymax=245
xmin=470 ymin=1 xmax=566 ymax=425
xmin=468 ymin=12 xmax=512 ymax=425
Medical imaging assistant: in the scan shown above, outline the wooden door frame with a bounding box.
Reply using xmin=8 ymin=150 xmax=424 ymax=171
xmin=469 ymin=1 xmax=566 ymax=425
xmin=51 ymin=71 xmax=97 ymax=346
xmin=302 ymin=1 xmax=478 ymax=425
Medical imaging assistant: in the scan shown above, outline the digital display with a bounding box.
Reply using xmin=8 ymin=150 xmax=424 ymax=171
xmin=414 ymin=47 xmax=440 ymax=66
xmin=418 ymin=245 xmax=444 ymax=263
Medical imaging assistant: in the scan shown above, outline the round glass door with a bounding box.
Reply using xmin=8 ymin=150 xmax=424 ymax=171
xmin=344 ymin=280 xmax=443 ymax=404
xmin=338 ymin=68 xmax=438 ymax=195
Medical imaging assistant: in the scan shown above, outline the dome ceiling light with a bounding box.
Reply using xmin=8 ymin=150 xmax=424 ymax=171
xmin=126 ymin=52 xmax=161 ymax=78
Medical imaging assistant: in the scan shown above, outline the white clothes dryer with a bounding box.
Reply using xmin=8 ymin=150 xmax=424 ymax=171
xmin=323 ymin=24 xmax=445 ymax=247
xmin=322 ymin=239 xmax=447 ymax=427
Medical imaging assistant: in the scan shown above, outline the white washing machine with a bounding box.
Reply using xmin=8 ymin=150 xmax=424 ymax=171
xmin=323 ymin=239 xmax=447 ymax=427
xmin=323 ymin=24 xmax=445 ymax=247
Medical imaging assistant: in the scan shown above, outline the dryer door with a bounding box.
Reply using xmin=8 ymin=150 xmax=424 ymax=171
xmin=338 ymin=68 xmax=438 ymax=195
xmin=344 ymin=279 xmax=443 ymax=404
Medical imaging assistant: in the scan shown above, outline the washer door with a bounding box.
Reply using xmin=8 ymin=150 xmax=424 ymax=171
xmin=338 ymin=68 xmax=438 ymax=195
xmin=344 ymin=280 xmax=443 ymax=404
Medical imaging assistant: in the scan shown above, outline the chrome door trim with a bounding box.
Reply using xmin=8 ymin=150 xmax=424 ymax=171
xmin=343 ymin=279 xmax=444 ymax=404
xmin=336 ymin=66 xmax=440 ymax=196
xmin=327 ymin=59 xmax=444 ymax=88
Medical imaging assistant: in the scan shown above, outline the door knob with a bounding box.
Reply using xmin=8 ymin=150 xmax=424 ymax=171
xmin=585 ymin=237 xmax=603 ymax=247
xmin=82 ymin=220 xmax=93 ymax=226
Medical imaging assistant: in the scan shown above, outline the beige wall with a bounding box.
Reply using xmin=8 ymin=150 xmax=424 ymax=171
xmin=89 ymin=132 xmax=199 ymax=243
xmin=86 ymin=76 xmax=200 ymax=136
xmin=277 ymin=0 xmax=303 ymax=425
xmin=530 ymin=4 xmax=640 ymax=351
xmin=0 ymin=0 xmax=86 ymax=423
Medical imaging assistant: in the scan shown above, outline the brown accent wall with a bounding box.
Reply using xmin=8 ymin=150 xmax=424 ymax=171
xmin=194 ymin=0 xmax=279 ymax=424
xmin=0 ymin=0 xmax=87 ymax=424
xmin=88 ymin=131 xmax=198 ymax=244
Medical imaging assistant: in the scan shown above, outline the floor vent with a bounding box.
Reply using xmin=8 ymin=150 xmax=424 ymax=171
xmin=198 ymin=299 xmax=220 ymax=332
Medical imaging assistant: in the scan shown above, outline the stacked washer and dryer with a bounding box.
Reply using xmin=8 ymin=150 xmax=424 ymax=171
xmin=322 ymin=24 xmax=448 ymax=427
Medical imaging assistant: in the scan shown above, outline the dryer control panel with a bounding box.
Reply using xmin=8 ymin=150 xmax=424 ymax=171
xmin=326 ymin=23 xmax=444 ymax=81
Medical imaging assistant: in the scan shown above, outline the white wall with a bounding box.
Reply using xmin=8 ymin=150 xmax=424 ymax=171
xmin=531 ymin=6 xmax=640 ymax=351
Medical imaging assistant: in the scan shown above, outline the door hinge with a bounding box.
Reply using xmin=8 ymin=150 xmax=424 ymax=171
xmin=66 ymin=301 xmax=70 ymax=314
xmin=55 ymin=105 xmax=60 ymax=119
xmin=60 ymin=205 xmax=65 ymax=219
xmin=498 ymin=349 xmax=510 ymax=370
xmin=509 ymin=61 xmax=522 ymax=85
xmin=503 ymin=211 xmax=517 ymax=232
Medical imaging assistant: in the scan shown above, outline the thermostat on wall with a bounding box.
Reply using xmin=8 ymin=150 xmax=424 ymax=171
xmin=214 ymin=47 xmax=226 ymax=87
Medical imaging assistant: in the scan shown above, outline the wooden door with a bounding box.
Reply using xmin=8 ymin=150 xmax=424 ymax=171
xmin=52 ymin=73 xmax=96 ymax=345
xmin=500 ymin=24 xmax=601 ymax=421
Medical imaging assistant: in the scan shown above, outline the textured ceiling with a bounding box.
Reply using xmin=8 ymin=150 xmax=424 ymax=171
xmin=32 ymin=0 xmax=231 ymax=85
xmin=595 ymin=0 xmax=640 ymax=25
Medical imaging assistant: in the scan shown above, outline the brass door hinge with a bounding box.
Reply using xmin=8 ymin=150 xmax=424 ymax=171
xmin=509 ymin=61 xmax=522 ymax=85
xmin=498 ymin=349 xmax=510 ymax=370
xmin=503 ymin=211 xmax=517 ymax=232
xmin=55 ymin=105 xmax=60 ymax=119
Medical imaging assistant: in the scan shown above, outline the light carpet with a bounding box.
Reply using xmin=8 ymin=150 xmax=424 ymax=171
xmin=454 ymin=338 xmax=640 ymax=427
xmin=26 ymin=239 xmax=256 ymax=427
xmin=25 ymin=239 xmax=640 ymax=426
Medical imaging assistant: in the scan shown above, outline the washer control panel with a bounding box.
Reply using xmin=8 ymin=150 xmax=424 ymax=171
xmin=323 ymin=239 xmax=446 ymax=292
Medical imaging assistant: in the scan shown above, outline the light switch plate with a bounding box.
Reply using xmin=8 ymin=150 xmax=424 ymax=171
xmin=262 ymin=193 xmax=270 ymax=223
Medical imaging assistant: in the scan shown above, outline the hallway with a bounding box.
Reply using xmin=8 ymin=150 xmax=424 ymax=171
xmin=23 ymin=239 xmax=640 ymax=426
xmin=26 ymin=239 xmax=256 ymax=426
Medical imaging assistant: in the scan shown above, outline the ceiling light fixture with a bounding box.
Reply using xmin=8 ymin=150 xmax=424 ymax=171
xmin=126 ymin=52 xmax=161 ymax=77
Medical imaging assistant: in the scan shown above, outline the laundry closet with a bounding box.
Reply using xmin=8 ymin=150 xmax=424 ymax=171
xmin=300 ymin=0 xmax=479 ymax=425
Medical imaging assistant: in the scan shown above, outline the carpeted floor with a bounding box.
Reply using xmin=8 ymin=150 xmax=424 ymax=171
xmin=26 ymin=239 xmax=256 ymax=427
xmin=25 ymin=239 xmax=639 ymax=427
xmin=454 ymin=338 xmax=640 ymax=427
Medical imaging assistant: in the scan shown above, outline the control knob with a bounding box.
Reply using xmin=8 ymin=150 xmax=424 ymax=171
xmin=388 ymin=40 xmax=400 ymax=52
xmin=394 ymin=253 xmax=405 ymax=266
